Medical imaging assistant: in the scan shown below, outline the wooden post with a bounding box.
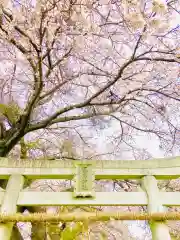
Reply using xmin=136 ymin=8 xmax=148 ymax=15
xmin=0 ymin=175 xmax=24 ymax=240
xmin=74 ymin=162 xmax=95 ymax=198
xmin=141 ymin=175 xmax=171 ymax=240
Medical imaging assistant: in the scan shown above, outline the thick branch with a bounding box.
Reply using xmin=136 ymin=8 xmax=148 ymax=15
xmin=22 ymin=58 xmax=44 ymax=127
xmin=26 ymin=82 xmax=180 ymax=133
xmin=26 ymin=110 xmax=112 ymax=133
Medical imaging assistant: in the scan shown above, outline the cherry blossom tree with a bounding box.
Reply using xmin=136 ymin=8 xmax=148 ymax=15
xmin=0 ymin=1 xmax=179 ymax=238
xmin=0 ymin=0 xmax=179 ymax=158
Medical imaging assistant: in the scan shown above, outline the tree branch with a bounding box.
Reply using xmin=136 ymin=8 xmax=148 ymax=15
xmin=24 ymin=58 xmax=133 ymax=128
xmin=2 ymin=8 xmax=40 ymax=53
xmin=131 ymin=26 xmax=146 ymax=59
xmin=45 ymin=48 xmax=72 ymax=78
xmin=111 ymin=115 xmax=163 ymax=135
xmin=42 ymin=26 xmax=61 ymax=60
xmin=22 ymin=57 xmax=44 ymax=128
xmin=36 ymin=80 xmax=71 ymax=107
xmin=0 ymin=26 xmax=36 ymax=71
xmin=26 ymin=110 xmax=112 ymax=133
xmin=137 ymin=57 xmax=179 ymax=63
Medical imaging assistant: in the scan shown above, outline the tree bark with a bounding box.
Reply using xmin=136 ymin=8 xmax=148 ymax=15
xmin=26 ymin=206 xmax=62 ymax=240
xmin=10 ymin=225 xmax=24 ymax=240
xmin=0 ymin=142 xmax=7 ymax=157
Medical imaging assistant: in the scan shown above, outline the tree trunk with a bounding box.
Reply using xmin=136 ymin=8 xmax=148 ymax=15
xmin=27 ymin=206 xmax=62 ymax=240
xmin=0 ymin=142 xmax=7 ymax=157
xmin=10 ymin=225 xmax=24 ymax=240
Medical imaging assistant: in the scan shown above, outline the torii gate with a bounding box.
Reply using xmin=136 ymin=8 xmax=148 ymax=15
xmin=0 ymin=156 xmax=180 ymax=239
